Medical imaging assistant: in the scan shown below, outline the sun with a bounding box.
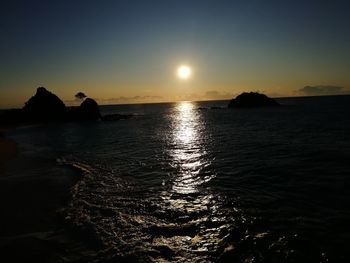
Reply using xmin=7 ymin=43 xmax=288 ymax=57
xmin=177 ymin=65 xmax=192 ymax=80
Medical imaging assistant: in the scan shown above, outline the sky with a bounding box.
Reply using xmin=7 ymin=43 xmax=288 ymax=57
xmin=1 ymin=0 xmax=350 ymax=108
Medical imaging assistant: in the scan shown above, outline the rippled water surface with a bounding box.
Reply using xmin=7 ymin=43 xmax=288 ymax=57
xmin=10 ymin=96 xmax=350 ymax=262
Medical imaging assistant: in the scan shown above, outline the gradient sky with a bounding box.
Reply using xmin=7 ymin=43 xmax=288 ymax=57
xmin=1 ymin=0 xmax=350 ymax=107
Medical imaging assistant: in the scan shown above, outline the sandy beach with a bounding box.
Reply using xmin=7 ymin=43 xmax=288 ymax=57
xmin=0 ymin=129 xmax=97 ymax=263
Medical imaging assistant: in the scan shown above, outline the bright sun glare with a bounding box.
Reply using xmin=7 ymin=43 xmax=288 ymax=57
xmin=177 ymin=65 xmax=192 ymax=80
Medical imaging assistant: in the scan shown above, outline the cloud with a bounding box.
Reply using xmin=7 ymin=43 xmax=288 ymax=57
xmin=96 ymin=95 xmax=163 ymax=104
xmin=298 ymin=85 xmax=349 ymax=95
xmin=204 ymin=90 xmax=236 ymax=100
xmin=64 ymin=95 xmax=164 ymax=106
xmin=203 ymin=90 xmax=284 ymax=100
xmin=205 ymin=91 xmax=220 ymax=98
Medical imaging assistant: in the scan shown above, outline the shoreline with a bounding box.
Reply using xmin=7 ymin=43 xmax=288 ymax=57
xmin=0 ymin=128 xmax=97 ymax=262
xmin=0 ymin=128 xmax=17 ymax=175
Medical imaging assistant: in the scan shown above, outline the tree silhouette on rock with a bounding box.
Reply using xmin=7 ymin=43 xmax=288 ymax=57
xmin=75 ymin=92 xmax=87 ymax=100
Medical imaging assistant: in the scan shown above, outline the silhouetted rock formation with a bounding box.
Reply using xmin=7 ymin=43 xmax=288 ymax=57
xmin=228 ymin=92 xmax=280 ymax=108
xmin=67 ymin=98 xmax=101 ymax=121
xmin=22 ymin=87 xmax=66 ymax=121
xmin=78 ymin=98 xmax=101 ymax=120
xmin=0 ymin=87 xmax=133 ymax=125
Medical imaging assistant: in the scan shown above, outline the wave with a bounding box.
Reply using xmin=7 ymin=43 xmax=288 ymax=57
xmin=57 ymin=157 xmax=312 ymax=262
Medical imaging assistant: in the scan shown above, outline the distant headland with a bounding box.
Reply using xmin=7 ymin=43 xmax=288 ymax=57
xmin=228 ymin=92 xmax=280 ymax=108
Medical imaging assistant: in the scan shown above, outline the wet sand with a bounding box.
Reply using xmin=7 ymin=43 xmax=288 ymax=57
xmin=0 ymin=129 xmax=97 ymax=263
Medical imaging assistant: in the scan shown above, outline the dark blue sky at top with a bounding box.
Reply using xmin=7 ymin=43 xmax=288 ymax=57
xmin=3 ymin=0 xmax=349 ymax=53
xmin=1 ymin=0 xmax=350 ymax=105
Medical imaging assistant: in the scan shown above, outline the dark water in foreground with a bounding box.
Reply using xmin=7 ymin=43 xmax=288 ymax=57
xmin=7 ymin=96 xmax=350 ymax=262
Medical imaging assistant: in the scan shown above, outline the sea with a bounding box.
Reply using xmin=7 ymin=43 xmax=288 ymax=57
xmin=4 ymin=95 xmax=350 ymax=262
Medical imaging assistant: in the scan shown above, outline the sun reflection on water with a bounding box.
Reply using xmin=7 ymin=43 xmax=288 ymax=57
xmin=156 ymin=102 xmax=230 ymax=259
xmin=169 ymin=101 xmax=214 ymax=194
xmin=173 ymin=102 xmax=197 ymax=145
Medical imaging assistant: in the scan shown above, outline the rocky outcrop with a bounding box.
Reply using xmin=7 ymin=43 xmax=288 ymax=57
xmin=78 ymin=98 xmax=101 ymax=120
xmin=228 ymin=92 xmax=279 ymax=108
xmin=0 ymin=87 xmax=133 ymax=125
xmin=22 ymin=87 xmax=66 ymax=121
xmin=22 ymin=87 xmax=101 ymax=121
xmin=66 ymin=98 xmax=101 ymax=121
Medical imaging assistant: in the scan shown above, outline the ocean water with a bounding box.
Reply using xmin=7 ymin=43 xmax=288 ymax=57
xmin=7 ymin=96 xmax=350 ymax=262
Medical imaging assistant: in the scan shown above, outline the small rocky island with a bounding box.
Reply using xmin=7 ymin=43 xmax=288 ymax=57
xmin=228 ymin=92 xmax=280 ymax=108
xmin=0 ymin=87 xmax=131 ymax=125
